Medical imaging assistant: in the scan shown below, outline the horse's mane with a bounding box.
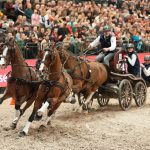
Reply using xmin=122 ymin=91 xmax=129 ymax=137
xmin=10 ymin=40 xmax=25 ymax=61
xmin=14 ymin=41 xmax=20 ymax=51
xmin=0 ymin=32 xmax=6 ymax=43
xmin=60 ymin=46 xmax=79 ymax=58
xmin=63 ymin=48 xmax=86 ymax=63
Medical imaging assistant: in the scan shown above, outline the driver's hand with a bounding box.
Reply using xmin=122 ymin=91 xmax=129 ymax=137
xmin=103 ymin=48 xmax=109 ymax=52
xmin=124 ymin=55 xmax=129 ymax=59
xmin=140 ymin=64 xmax=145 ymax=68
xmin=88 ymin=44 xmax=92 ymax=50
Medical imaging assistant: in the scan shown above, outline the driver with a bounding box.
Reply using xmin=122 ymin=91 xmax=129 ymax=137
xmin=88 ymin=25 xmax=116 ymax=66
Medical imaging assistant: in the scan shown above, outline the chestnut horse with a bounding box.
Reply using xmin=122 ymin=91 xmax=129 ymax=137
xmin=19 ymin=47 xmax=73 ymax=136
xmin=57 ymin=42 xmax=109 ymax=111
xmin=0 ymin=37 xmax=39 ymax=130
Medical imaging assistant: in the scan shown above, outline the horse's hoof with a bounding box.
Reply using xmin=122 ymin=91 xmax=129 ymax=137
xmin=84 ymin=109 xmax=89 ymax=114
xmin=0 ymin=100 xmax=3 ymax=104
xmin=38 ymin=125 xmax=47 ymax=132
xmin=37 ymin=111 xmax=43 ymax=117
xmin=19 ymin=109 xmax=24 ymax=116
xmin=18 ymin=131 xmax=26 ymax=137
xmin=47 ymin=121 xmax=51 ymax=126
xmin=34 ymin=114 xmax=43 ymax=121
xmin=82 ymin=104 xmax=87 ymax=110
xmin=70 ymin=98 xmax=76 ymax=104
xmin=10 ymin=123 xmax=17 ymax=130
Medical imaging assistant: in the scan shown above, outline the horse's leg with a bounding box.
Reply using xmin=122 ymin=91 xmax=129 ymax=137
xmin=18 ymin=96 xmax=43 ymax=137
xmin=0 ymin=88 xmax=11 ymax=104
xmin=64 ymin=90 xmax=76 ymax=104
xmin=21 ymin=94 xmax=37 ymax=115
xmin=73 ymin=93 xmax=83 ymax=111
xmin=0 ymin=82 xmax=16 ymax=104
xmin=39 ymin=102 xmax=61 ymax=129
xmin=74 ymin=92 xmax=87 ymax=112
xmin=72 ymin=84 xmax=81 ymax=94
xmin=78 ymin=92 xmax=95 ymax=113
xmin=10 ymin=95 xmax=37 ymax=130
xmin=84 ymin=92 xmax=95 ymax=108
xmin=37 ymin=97 xmax=57 ymax=117
xmin=10 ymin=103 xmax=22 ymax=130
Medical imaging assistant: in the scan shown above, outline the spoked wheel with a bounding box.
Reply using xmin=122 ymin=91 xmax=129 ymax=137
xmin=134 ymin=81 xmax=147 ymax=107
xmin=93 ymin=91 xmax=109 ymax=107
xmin=118 ymin=79 xmax=133 ymax=111
xmin=97 ymin=97 xmax=109 ymax=107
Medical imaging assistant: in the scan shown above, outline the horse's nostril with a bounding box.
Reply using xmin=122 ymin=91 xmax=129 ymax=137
xmin=40 ymin=69 xmax=44 ymax=73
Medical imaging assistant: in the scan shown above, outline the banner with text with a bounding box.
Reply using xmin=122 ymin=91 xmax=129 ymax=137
xmin=0 ymin=59 xmax=36 ymax=87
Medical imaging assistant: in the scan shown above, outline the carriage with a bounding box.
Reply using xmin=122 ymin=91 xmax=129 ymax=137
xmin=91 ymin=48 xmax=147 ymax=111
xmin=0 ymin=32 xmax=148 ymax=136
xmin=22 ymin=40 xmax=147 ymax=111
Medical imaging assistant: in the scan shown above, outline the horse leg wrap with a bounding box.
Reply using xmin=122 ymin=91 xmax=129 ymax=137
xmin=0 ymin=95 xmax=6 ymax=104
xmin=15 ymin=104 xmax=20 ymax=110
xmin=37 ymin=101 xmax=50 ymax=116
xmin=19 ymin=121 xmax=31 ymax=136
xmin=10 ymin=109 xmax=21 ymax=129
xmin=19 ymin=109 xmax=24 ymax=116
xmin=0 ymin=98 xmax=4 ymax=104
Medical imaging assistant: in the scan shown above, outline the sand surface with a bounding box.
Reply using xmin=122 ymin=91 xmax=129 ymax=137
xmin=0 ymin=88 xmax=150 ymax=150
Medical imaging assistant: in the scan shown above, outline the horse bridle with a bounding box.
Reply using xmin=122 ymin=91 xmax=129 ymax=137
xmin=0 ymin=42 xmax=6 ymax=55
xmin=42 ymin=49 xmax=56 ymax=65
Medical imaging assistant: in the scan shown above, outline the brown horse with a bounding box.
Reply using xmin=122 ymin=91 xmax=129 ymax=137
xmin=19 ymin=46 xmax=73 ymax=136
xmin=58 ymin=42 xmax=109 ymax=111
xmin=0 ymin=37 xmax=38 ymax=130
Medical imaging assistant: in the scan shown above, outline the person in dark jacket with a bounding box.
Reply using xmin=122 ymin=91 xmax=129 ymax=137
xmin=124 ymin=43 xmax=140 ymax=76
xmin=24 ymin=3 xmax=33 ymax=21
xmin=140 ymin=55 xmax=150 ymax=86
xmin=88 ymin=25 xmax=116 ymax=66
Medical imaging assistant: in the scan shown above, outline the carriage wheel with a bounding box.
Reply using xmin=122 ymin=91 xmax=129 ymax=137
xmin=118 ymin=79 xmax=133 ymax=111
xmin=134 ymin=81 xmax=147 ymax=107
xmin=97 ymin=97 xmax=109 ymax=107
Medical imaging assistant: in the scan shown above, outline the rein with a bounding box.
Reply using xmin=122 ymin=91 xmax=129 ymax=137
xmin=41 ymin=47 xmax=70 ymax=94
xmin=59 ymin=49 xmax=92 ymax=82
xmin=41 ymin=72 xmax=68 ymax=94
xmin=3 ymin=41 xmax=39 ymax=84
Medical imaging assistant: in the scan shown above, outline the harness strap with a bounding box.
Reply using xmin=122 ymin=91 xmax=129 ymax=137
xmin=67 ymin=62 xmax=92 ymax=83
xmin=42 ymin=72 xmax=69 ymax=96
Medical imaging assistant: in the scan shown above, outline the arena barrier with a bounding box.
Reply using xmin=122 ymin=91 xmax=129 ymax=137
xmin=0 ymin=59 xmax=36 ymax=87
xmin=0 ymin=53 xmax=149 ymax=87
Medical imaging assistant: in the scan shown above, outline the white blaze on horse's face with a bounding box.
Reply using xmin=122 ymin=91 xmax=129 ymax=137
xmin=39 ymin=51 xmax=49 ymax=72
xmin=0 ymin=46 xmax=8 ymax=65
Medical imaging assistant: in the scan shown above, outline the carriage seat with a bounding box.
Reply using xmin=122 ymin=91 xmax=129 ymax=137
xmin=109 ymin=48 xmax=127 ymax=73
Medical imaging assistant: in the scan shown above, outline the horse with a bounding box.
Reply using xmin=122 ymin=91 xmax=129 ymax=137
xmin=57 ymin=42 xmax=109 ymax=111
xmin=19 ymin=46 xmax=73 ymax=136
xmin=0 ymin=36 xmax=39 ymax=130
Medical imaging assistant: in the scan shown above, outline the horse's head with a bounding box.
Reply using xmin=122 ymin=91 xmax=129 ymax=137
xmin=56 ymin=42 xmax=70 ymax=64
xmin=39 ymin=47 xmax=57 ymax=74
xmin=0 ymin=36 xmax=15 ymax=68
xmin=0 ymin=32 xmax=6 ymax=54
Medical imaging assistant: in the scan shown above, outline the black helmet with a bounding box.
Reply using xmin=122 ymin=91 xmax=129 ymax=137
xmin=103 ymin=25 xmax=111 ymax=31
xmin=144 ymin=55 xmax=150 ymax=61
xmin=127 ymin=43 xmax=134 ymax=49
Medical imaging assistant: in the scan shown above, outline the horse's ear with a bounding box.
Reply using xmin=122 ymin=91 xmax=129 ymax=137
xmin=0 ymin=33 xmax=5 ymax=43
xmin=51 ymin=41 xmax=55 ymax=47
xmin=9 ymin=37 xmax=15 ymax=46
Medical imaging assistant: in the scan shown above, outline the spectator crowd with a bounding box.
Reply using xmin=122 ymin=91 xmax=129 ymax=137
xmin=0 ymin=0 xmax=149 ymax=59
